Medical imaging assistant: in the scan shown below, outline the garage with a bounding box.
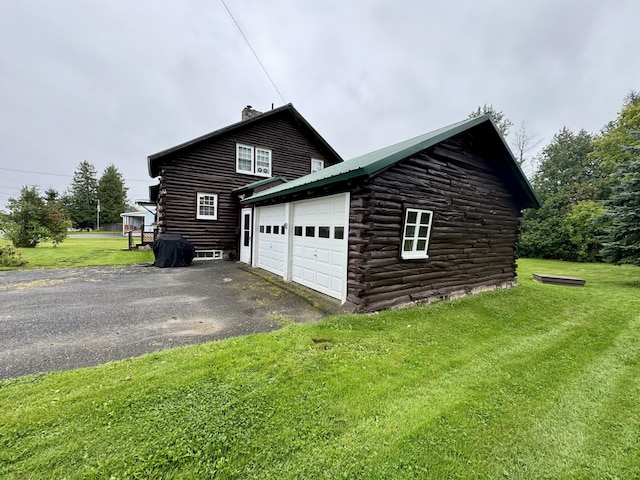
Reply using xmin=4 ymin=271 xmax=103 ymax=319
xmin=254 ymin=193 xmax=349 ymax=302
xmin=255 ymin=204 xmax=287 ymax=276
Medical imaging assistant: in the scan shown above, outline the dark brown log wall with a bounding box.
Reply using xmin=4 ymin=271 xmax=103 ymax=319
xmin=155 ymin=113 xmax=340 ymax=253
xmin=347 ymin=136 xmax=522 ymax=312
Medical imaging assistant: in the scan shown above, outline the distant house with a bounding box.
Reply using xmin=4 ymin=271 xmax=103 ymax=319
xmin=242 ymin=114 xmax=540 ymax=311
xmin=120 ymin=202 xmax=156 ymax=235
xmin=148 ymin=104 xmax=343 ymax=260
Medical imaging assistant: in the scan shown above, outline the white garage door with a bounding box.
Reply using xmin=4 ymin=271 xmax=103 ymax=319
xmin=291 ymin=193 xmax=348 ymax=300
xmin=256 ymin=204 xmax=287 ymax=276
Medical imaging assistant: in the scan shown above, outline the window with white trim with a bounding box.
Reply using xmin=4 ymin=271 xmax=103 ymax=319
xmin=196 ymin=192 xmax=218 ymax=220
xmin=236 ymin=143 xmax=271 ymax=177
xmin=401 ymin=208 xmax=433 ymax=259
xmin=311 ymin=158 xmax=324 ymax=173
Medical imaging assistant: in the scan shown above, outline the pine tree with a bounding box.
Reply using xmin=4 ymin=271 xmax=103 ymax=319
xmin=0 ymin=186 xmax=70 ymax=247
xmin=67 ymin=161 xmax=98 ymax=229
xmin=600 ymin=133 xmax=640 ymax=265
xmin=97 ymin=165 xmax=128 ymax=224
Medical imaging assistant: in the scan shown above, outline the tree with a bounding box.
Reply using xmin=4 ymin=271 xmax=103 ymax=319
xmin=67 ymin=161 xmax=98 ymax=229
xmin=0 ymin=186 xmax=70 ymax=248
xmin=600 ymin=133 xmax=640 ymax=265
xmin=591 ymin=91 xmax=640 ymax=170
xmin=97 ymin=164 xmax=129 ymax=224
xmin=519 ymin=127 xmax=608 ymax=261
xmin=510 ymin=121 xmax=542 ymax=167
xmin=468 ymin=104 xmax=513 ymax=137
xmin=531 ymin=128 xmax=601 ymax=203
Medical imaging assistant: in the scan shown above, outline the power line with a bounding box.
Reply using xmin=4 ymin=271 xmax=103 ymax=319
xmin=220 ymin=0 xmax=286 ymax=104
xmin=0 ymin=166 xmax=150 ymax=183
xmin=0 ymin=166 xmax=71 ymax=178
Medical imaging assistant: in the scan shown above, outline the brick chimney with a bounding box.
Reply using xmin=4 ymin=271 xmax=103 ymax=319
xmin=242 ymin=105 xmax=262 ymax=121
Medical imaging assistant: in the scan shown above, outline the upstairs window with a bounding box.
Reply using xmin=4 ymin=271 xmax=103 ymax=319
xmin=401 ymin=208 xmax=433 ymax=259
xmin=196 ymin=192 xmax=218 ymax=220
xmin=236 ymin=143 xmax=271 ymax=177
xmin=311 ymin=158 xmax=325 ymax=173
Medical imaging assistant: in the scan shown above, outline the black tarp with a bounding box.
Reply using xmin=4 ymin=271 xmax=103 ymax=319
xmin=153 ymin=234 xmax=196 ymax=268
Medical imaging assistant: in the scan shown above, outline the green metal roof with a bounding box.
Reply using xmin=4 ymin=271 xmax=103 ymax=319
xmin=242 ymin=114 xmax=540 ymax=208
xmin=232 ymin=175 xmax=288 ymax=195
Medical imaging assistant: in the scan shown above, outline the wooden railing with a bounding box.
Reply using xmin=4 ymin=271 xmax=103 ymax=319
xmin=127 ymin=229 xmax=157 ymax=250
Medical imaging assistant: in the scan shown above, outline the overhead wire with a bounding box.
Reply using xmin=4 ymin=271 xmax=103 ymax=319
xmin=220 ymin=0 xmax=286 ymax=104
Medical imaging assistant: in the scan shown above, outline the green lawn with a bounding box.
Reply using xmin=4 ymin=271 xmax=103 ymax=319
xmin=0 ymin=235 xmax=154 ymax=269
xmin=1 ymin=259 xmax=639 ymax=478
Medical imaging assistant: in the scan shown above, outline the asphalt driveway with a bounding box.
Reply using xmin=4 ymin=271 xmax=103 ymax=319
xmin=0 ymin=261 xmax=342 ymax=380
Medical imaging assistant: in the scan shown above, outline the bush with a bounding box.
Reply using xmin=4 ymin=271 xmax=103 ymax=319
xmin=0 ymin=244 xmax=28 ymax=267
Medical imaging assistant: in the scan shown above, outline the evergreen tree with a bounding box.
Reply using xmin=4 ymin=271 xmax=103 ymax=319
xmin=0 ymin=186 xmax=70 ymax=247
xmin=67 ymin=161 xmax=98 ymax=229
xmin=468 ymin=104 xmax=513 ymax=137
xmin=600 ymin=133 xmax=640 ymax=265
xmin=97 ymin=164 xmax=128 ymax=224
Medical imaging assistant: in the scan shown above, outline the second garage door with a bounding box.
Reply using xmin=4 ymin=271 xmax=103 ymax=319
xmin=290 ymin=193 xmax=349 ymax=300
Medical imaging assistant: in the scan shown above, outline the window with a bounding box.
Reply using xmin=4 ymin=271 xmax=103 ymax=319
xmin=401 ymin=208 xmax=433 ymax=259
xmin=237 ymin=145 xmax=253 ymax=173
xmin=318 ymin=226 xmax=330 ymax=238
xmin=294 ymin=226 xmax=303 ymax=236
xmin=334 ymin=226 xmax=344 ymax=240
xmin=236 ymin=144 xmax=271 ymax=177
xmin=311 ymin=158 xmax=324 ymax=173
xmin=305 ymin=226 xmax=315 ymax=237
xmin=196 ymin=193 xmax=218 ymax=220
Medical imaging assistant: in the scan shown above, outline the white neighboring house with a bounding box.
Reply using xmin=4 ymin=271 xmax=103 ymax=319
xmin=120 ymin=202 xmax=156 ymax=236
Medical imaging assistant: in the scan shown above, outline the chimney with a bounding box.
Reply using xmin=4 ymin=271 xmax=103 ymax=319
xmin=242 ymin=105 xmax=262 ymax=121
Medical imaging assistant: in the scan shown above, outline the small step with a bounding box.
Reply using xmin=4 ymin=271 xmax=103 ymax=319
xmin=532 ymin=273 xmax=586 ymax=287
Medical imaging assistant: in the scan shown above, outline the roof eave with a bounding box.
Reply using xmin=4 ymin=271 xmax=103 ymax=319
xmin=242 ymin=169 xmax=366 ymax=204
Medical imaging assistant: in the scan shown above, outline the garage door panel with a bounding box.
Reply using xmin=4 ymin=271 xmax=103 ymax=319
xmin=256 ymin=205 xmax=286 ymax=277
xmin=291 ymin=193 xmax=348 ymax=300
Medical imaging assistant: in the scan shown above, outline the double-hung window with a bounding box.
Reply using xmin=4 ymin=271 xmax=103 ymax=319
xmin=401 ymin=208 xmax=433 ymax=259
xmin=196 ymin=192 xmax=218 ymax=220
xmin=236 ymin=143 xmax=271 ymax=177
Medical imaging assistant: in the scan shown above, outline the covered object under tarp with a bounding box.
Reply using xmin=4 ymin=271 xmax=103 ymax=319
xmin=153 ymin=234 xmax=196 ymax=268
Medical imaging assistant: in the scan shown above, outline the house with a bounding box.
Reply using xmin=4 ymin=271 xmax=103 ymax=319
xmin=148 ymin=104 xmax=343 ymax=259
xmin=120 ymin=202 xmax=156 ymax=235
xmin=242 ymin=114 xmax=540 ymax=312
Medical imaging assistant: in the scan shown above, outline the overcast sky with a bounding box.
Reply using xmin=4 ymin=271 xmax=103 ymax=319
xmin=1 ymin=0 xmax=639 ymax=208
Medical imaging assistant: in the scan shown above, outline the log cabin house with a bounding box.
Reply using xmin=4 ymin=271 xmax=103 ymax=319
xmin=241 ymin=114 xmax=540 ymax=312
xmin=148 ymin=104 xmax=343 ymax=260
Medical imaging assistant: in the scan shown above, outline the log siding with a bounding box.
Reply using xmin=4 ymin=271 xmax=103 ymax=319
xmin=153 ymin=112 xmax=341 ymax=254
xmin=347 ymin=136 xmax=522 ymax=312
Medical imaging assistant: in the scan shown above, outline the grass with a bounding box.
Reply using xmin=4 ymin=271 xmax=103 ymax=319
xmin=0 ymin=235 xmax=154 ymax=270
xmin=1 ymin=259 xmax=639 ymax=478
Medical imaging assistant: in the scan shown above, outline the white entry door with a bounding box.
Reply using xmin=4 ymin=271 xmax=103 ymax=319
xmin=239 ymin=208 xmax=252 ymax=263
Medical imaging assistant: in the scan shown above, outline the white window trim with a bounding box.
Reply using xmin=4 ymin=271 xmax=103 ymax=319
xmin=196 ymin=192 xmax=218 ymax=220
xmin=236 ymin=144 xmax=254 ymax=174
xmin=401 ymin=208 xmax=433 ymax=260
xmin=236 ymin=143 xmax=272 ymax=177
xmin=311 ymin=158 xmax=324 ymax=173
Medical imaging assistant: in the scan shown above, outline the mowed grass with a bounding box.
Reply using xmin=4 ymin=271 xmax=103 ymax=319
xmin=0 ymin=235 xmax=154 ymax=269
xmin=1 ymin=259 xmax=639 ymax=478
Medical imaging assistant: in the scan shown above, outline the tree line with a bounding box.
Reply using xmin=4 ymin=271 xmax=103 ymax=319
xmin=0 ymin=161 xmax=129 ymax=248
xmin=474 ymin=94 xmax=640 ymax=267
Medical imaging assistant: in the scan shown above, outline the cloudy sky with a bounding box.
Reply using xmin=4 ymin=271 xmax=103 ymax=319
xmin=1 ymin=0 xmax=638 ymax=208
